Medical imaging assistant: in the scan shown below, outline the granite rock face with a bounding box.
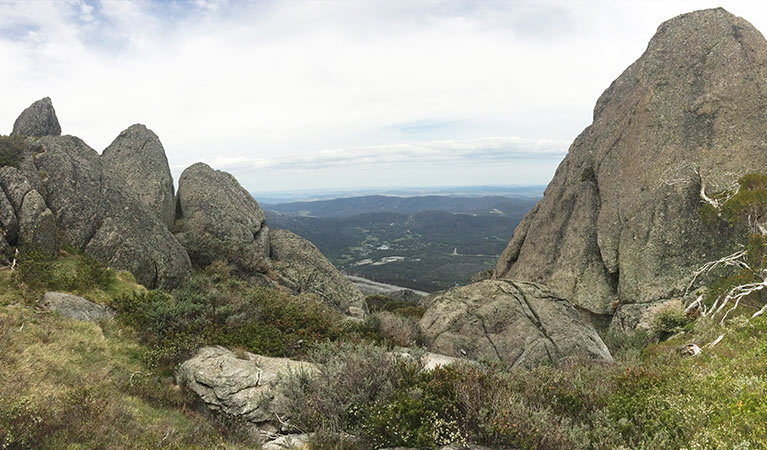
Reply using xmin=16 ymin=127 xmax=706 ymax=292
xmin=419 ymin=279 xmax=612 ymax=368
xmin=495 ymin=8 xmax=767 ymax=316
xmin=270 ymin=229 xmax=368 ymax=318
xmin=11 ymin=97 xmax=61 ymax=137
xmin=102 ymin=124 xmax=176 ymax=227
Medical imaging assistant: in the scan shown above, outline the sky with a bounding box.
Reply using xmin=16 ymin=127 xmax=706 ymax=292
xmin=1 ymin=0 xmax=766 ymax=194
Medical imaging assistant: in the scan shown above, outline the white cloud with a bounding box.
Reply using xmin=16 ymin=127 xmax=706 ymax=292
xmin=1 ymin=0 xmax=767 ymax=191
xmin=202 ymin=136 xmax=569 ymax=172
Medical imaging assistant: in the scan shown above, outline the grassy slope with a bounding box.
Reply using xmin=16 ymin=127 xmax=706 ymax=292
xmin=0 ymin=255 xmax=251 ymax=450
xmin=2 ymin=250 xmax=767 ymax=449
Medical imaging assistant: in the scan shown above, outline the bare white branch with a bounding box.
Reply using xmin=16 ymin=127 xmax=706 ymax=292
xmin=707 ymin=334 xmax=724 ymax=348
xmin=685 ymin=248 xmax=748 ymax=297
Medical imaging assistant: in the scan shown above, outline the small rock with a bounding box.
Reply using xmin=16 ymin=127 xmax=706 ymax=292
xmin=42 ymin=292 xmax=115 ymax=322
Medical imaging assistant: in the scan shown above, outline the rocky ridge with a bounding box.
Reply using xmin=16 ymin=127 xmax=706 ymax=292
xmin=1 ymin=98 xmax=366 ymax=315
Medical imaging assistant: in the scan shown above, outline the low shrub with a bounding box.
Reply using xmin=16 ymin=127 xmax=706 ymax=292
xmin=113 ymin=272 xmax=381 ymax=367
xmin=651 ymin=308 xmax=690 ymax=340
xmin=374 ymin=311 xmax=421 ymax=347
xmin=0 ymin=135 xmax=28 ymax=168
xmin=13 ymin=249 xmax=116 ymax=295
xmin=365 ymin=294 xmax=425 ymax=319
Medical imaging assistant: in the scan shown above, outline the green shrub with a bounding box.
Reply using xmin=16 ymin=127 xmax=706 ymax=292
xmin=13 ymin=249 xmax=116 ymax=294
xmin=651 ymin=308 xmax=690 ymax=340
xmin=0 ymin=135 xmax=28 ymax=168
xmin=365 ymin=294 xmax=425 ymax=319
xmin=113 ymin=272 xmax=379 ymax=367
xmin=177 ymin=230 xmax=230 ymax=269
xmin=601 ymin=329 xmax=653 ymax=360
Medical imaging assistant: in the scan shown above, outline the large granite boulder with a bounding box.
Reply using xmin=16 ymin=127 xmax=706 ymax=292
xmin=419 ymin=280 xmax=612 ymax=368
xmin=102 ymin=124 xmax=176 ymax=227
xmin=25 ymin=135 xmax=191 ymax=288
xmin=175 ymin=162 xmax=270 ymax=272
xmin=270 ymin=229 xmax=367 ymax=318
xmin=26 ymin=136 xmax=103 ymax=248
xmin=495 ymin=8 xmax=767 ymax=317
xmin=11 ymin=97 xmax=61 ymax=137
xmin=176 ymin=346 xmax=318 ymax=440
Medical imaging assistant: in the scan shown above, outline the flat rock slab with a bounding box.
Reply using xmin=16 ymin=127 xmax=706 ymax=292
xmin=42 ymin=292 xmax=115 ymax=322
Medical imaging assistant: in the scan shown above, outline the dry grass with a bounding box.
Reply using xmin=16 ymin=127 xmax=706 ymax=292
xmin=374 ymin=311 xmax=421 ymax=347
xmin=0 ymin=303 xmax=251 ymax=449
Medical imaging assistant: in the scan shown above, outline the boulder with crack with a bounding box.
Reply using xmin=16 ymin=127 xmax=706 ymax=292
xmin=419 ymin=279 xmax=612 ymax=368
xmin=270 ymin=228 xmax=368 ymax=319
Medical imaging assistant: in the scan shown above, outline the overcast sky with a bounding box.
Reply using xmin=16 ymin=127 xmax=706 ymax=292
xmin=1 ymin=0 xmax=766 ymax=193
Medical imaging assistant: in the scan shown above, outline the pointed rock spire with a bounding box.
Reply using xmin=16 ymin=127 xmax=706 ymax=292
xmin=11 ymin=97 xmax=61 ymax=137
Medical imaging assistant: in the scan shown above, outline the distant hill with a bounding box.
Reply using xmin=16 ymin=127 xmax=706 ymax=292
xmin=262 ymin=194 xmax=539 ymax=218
xmin=264 ymin=194 xmax=540 ymax=291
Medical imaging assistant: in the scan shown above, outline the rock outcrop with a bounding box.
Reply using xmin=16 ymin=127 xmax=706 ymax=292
xmin=270 ymin=229 xmax=368 ymax=318
xmin=495 ymin=8 xmax=767 ymax=318
xmin=419 ymin=280 xmax=612 ymax=368
xmin=175 ymin=162 xmax=270 ymax=271
xmin=3 ymin=100 xmax=194 ymax=288
xmin=176 ymin=346 xmax=317 ymax=440
xmin=11 ymin=97 xmax=61 ymax=137
xmin=26 ymin=135 xmax=191 ymax=288
xmin=175 ymin=163 xmax=367 ymax=317
xmin=102 ymin=124 xmax=176 ymax=227
xmin=4 ymin=97 xmax=360 ymax=301
xmin=41 ymin=292 xmax=115 ymax=322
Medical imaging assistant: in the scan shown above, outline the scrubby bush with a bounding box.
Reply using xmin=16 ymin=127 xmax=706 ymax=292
xmin=279 ymin=312 xmax=767 ymax=449
xmin=374 ymin=311 xmax=421 ymax=346
xmin=112 ymin=272 xmax=383 ymax=367
xmin=652 ymin=308 xmax=690 ymax=340
xmin=282 ymin=343 xmax=465 ymax=447
xmin=365 ymin=294 xmax=425 ymax=319
xmin=13 ymin=249 xmax=116 ymax=294
xmin=0 ymin=135 xmax=27 ymax=168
